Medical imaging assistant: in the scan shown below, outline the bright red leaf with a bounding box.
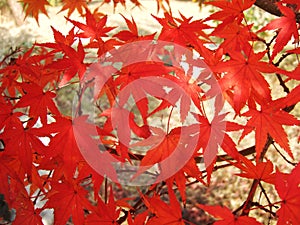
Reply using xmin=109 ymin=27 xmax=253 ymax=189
xmin=259 ymin=3 xmax=299 ymax=60
xmin=240 ymin=101 xmax=299 ymax=160
xmin=15 ymin=83 xmax=60 ymax=126
xmin=235 ymin=155 xmax=276 ymax=184
xmin=214 ymin=50 xmax=276 ymax=113
xmin=198 ymin=204 xmax=263 ymax=225
xmin=275 ymin=164 xmax=300 ymax=225
xmin=143 ymin=184 xmax=185 ymax=225
xmin=44 ymin=180 xmax=92 ymax=225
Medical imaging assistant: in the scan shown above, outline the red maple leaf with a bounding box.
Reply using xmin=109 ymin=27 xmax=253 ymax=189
xmin=154 ymin=12 xmax=210 ymax=46
xmin=214 ymin=50 xmax=276 ymax=113
xmin=258 ymin=3 xmax=299 ymax=60
xmin=211 ymin=19 xmax=257 ymax=54
xmin=38 ymin=26 xmax=76 ymax=51
xmin=113 ymin=15 xmax=156 ymax=42
xmin=46 ymin=40 xmax=87 ymax=86
xmin=44 ymin=180 xmax=92 ymax=225
xmin=66 ymin=10 xmax=115 ymax=42
xmin=85 ymin=188 xmax=121 ymax=224
xmin=275 ymin=164 xmax=300 ymax=225
xmin=15 ymin=83 xmax=60 ymax=126
xmin=0 ymin=122 xmax=46 ymax=177
xmin=235 ymin=155 xmax=276 ymax=184
xmin=37 ymin=116 xmax=118 ymax=180
xmin=0 ymin=96 xmax=23 ymax=130
xmin=127 ymin=211 xmax=148 ymax=225
xmin=0 ymin=152 xmax=20 ymax=207
xmin=194 ymin=113 xmax=242 ymax=176
xmin=198 ymin=204 xmax=263 ymax=225
xmin=113 ymin=16 xmax=140 ymax=42
xmin=240 ymin=101 xmax=299 ymax=160
xmin=12 ymin=181 xmax=43 ymax=225
xmin=143 ymin=184 xmax=185 ymax=225
xmin=205 ymin=0 xmax=255 ymax=25
xmin=132 ymin=124 xmax=203 ymax=202
xmin=133 ymin=126 xmax=199 ymax=181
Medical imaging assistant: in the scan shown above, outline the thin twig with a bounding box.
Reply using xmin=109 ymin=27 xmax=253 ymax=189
xmin=272 ymin=143 xmax=297 ymax=166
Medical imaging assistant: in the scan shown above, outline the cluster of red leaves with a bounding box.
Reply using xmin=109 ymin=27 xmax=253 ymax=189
xmin=1 ymin=0 xmax=300 ymax=224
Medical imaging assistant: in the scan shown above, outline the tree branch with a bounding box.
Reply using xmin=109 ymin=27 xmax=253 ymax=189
xmin=254 ymin=0 xmax=300 ymax=23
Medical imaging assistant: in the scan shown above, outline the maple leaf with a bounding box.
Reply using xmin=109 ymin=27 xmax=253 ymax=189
xmin=114 ymin=15 xmax=139 ymax=41
xmin=258 ymin=3 xmax=299 ymax=60
xmin=113 ymin=15 xmax=155 ymax=42
xmin=85 ymin=188 xmax=121 ymax=224
xmin=272 ymin=84 xmax=300 ymax=110
xmin=0 ymin=47 xmax=43 ymax=96
xmin=112 ymin=63 xmax=171 ymax=124
xmin=214 ymin=50 xmax=276 ymax=113
xmin=240 ymin=101 xmax=299 ymax=160
xmin=235 ymin=155 xmax=276 ymax=184
xmin=44 ymin=180 xmax=92 ymax=225
xmin=59 ymin=0 xmax=90 ymax=17
xmin=133 ymin=126 xmax=199 ymax=182
xmin=211 ymin=20 xmax=257 ymax=54
xmin=275 ymin=164 xmax=300 ymax=225
xmin=143 ymin=184 xmax=185 ymax=225
xmin=12 ymin=181 xmax=43 ymax=225
xmin=154 ymin=12 xmax=210 ymax=46
xmin=0 ymin=122 xmax=46 ymax=177
xmin=0 ymin=152 xmax=20 ymax=207
xmin=194 ymin=113 xmax=242 ymax=173
xmin=19 ymin=0 xmax=49 ymax=23
xmin=15 ymin=83 xmax=60 ymax=126
xmin=127 ymin=211 xmax=148 ymax=225
xmin=162 ymin=71 xmax=204 ymax=122
xmin=205 ymin=0 xmax=255 ymax=24
xmin=101 ymin=0 xmax=126 ymax=8
xmin=198 ymin=204 xmax=263 ymax=225
xmin=47 ymin=40 xmax=87 ymax=86
xmin=36 ymin=116 xmax=118 ymax=180
xmin=66 ymin=10 xmax=115 ymax=42
xmin=38 ymin=26 xmax=76 ymax=51
xmin=0 ymin=96 xmax=23 ymax=131
xmin=166 ymin=156 xmax=204 ymax=203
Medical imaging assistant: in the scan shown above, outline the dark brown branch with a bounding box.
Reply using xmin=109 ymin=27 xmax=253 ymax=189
xmin=107 ymin=145 xmax=256 ymax=164
xmin=240 ymin=136 xmax=274 ymax=216
xmin=255 ymin=0 xmax=300 ymax=23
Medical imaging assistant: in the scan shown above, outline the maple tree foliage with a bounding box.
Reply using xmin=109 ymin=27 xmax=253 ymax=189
xmin=0 ymin=0 xmax=300 ymax=224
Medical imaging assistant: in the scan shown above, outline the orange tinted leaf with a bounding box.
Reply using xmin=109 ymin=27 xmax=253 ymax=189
xmin=60 ymin=0 xmax=89 ymax=17
xmin=20 ymin=0 xmax=49 ymax=23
